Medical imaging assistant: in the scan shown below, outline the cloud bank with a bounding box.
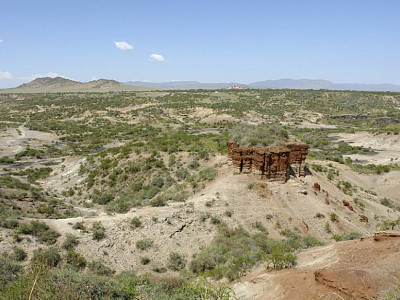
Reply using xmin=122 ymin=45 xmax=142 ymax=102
xmin=114 ymin=41 xmax=134 ymax=50
xmin=150 ymin=53 xmax=165 ymax=62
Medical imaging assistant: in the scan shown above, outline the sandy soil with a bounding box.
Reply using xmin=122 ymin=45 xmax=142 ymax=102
xmin=233 ymin=232 xmax=400 ymax=300
xmin=330 ymin=132 xmax=400 ymax=165
xmin=0 ymin=125 xmax=59 ymax=157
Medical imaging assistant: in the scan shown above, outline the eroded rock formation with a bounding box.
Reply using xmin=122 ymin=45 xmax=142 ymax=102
xmin=227 ymin=141 xmax=308 ymax=182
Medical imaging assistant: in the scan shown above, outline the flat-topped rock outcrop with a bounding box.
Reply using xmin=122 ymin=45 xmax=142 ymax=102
xmin=227 ymin=141 xmax=308 ymax=182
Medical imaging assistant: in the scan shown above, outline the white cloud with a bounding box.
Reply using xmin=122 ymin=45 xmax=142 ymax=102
xmin=0 ymin=71 xmax=13 ymax=79
xmin=45 ymin=72 xmax=64 ymax=78
xmin=0 ymin=39 xmax=3 ymax=43
xmin=149 ymin=53 xmax=165 ymax=62
xmin=114 ymin=41 xmax=134 ymax=50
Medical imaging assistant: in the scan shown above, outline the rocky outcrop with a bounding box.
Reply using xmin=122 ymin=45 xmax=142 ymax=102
xmin=227 ymin=141 xmax=308 ymax=182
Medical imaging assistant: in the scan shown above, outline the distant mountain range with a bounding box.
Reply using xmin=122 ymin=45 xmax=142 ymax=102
xmin=1 ymin=77 xmax=400 ymax=93
xmin=124 ymin=81 xmax=248 ymax=90
xmin=125 ymin=79 xmax=400 ymax=92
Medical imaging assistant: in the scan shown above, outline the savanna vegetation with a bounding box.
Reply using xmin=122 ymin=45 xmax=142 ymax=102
xmin=1 ymin=89 xmax=400 ymax=298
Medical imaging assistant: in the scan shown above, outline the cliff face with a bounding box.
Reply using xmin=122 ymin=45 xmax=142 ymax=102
xmin=227 ymin=141 xmax=308 ymax=182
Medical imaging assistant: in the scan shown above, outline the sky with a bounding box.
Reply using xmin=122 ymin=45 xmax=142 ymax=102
xmin=1 ymin=0 xmax=400 ymax=88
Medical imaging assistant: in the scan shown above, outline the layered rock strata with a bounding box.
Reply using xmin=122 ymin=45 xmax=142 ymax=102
xmin=227 ymin=141 xmax=308 ymax=182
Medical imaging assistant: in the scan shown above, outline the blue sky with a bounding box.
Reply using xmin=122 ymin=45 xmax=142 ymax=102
xmin=1 ymin=0 xmax=399 ymax=88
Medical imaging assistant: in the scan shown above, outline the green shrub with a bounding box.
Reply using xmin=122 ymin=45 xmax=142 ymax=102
xmin=11 ymin=247 xmax=27 ymax=262
xmin=199 ymin=167 xmax=218 ymax=181
xmin=224 ymin=209 xmax=233 ymax=217
xmin=325 ymin=222 xmax=331 ymax=233
xmin=130 ymin=217 xmax=142 ymax=229
xmin=380 ymin=198 xmax=395 ymax=208
xmin=1 ymin=219 xmax=19 ymax=229
xmin=18 ymin=221 xmax=60 ymax=245
xmin=65 ymin=249 xmax=87 ymax=270
xmin=167 ymin=252 xmax=186 ymax=271
xmin=188 ymin=159 xmax=199 ymax=170
xmin=269 ymin=251 xmax=297 ymax=269
xmin=0 ymin=257 xmax=21 ymax=287
xmin=230 ymin=123 xmax=290 ymax=147
xmin=136 ymin=238 xmax=153 ymax=250
xmin=210 ymin=215 xmax=222 ymax=225
xmin=32 ymin=247 xmax=61 ymax=268
xmin=91 ymin=221 xmax=105 ymax=241
xmin=330 ymin=213 xmax=339 ymax=222
xmin=377 ymin=218 xmax=400 ymax=230
xmin=252 ymin=221 xmax=268 ymax=233
xmin=62 ymin=234 xmax=79 ymax=250
xmin=333 ymin=231 xmax=363 ymax=241
xmin=176 ymin=168 xmax=189 ymax=180
xmin=152 ymin=262 xmax=167 ymax=273
xmin=88 ymin=260 xmax=114 ymax=276
xmin=140 ymin=256 xmax=151 ymax=265
xmin=149 ymin=195 xmax=166 ymax=207
xmin=72 ymin=221 xmax=86 ymax=231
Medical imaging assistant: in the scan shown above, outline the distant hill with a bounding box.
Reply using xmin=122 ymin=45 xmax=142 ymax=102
xmin=249 ymin=79 xmax=400 ymax=92
xmin=18 ymin=77 xmax=82 ymax=89
xmin=0 ymin=77 xmax=149 ymax=93
xmin=248 ymin=79 xmax=333 ymax=90
xmin=125 ymin=79 xmax=400 ymax=92
xmin=124 ymin=81 xmax=247 ymax=90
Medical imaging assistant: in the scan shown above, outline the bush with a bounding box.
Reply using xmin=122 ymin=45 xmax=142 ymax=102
xmin=0 ymin=257 xmax=22 ymax=287
xmin=380 ymin=198 xmax=395 ymax=208
xmin=252 ymin=221 xmax=268 ymax=233
xmin=167 ymin=252 xmax=186 ymax=271
xmin=11 ymin=247 xmax=27 ymax=261
xmin=149 ymin=195 xmax=166 ymax=207
xmin=269 ymin=251 xmax=297 ymax=269
xmin=151 ymin=262 xmax=167 ymax=273
xmin=32 ymin=247 xmax=61 ymax=267
xmin=330 ymin=213 xmax=339 ymax=222
xmin=176 ymin=168 xmax=189 ymax=180
xmin=18 ymin=221 xmax=60 ymax=245
xmin=230 ymin=123 xmax=290 ymax=147
xmin=130 ymin=217 xmax=142 ymax=229
xmin=1 ymin=219 xmax=19 ymax=229
xmin=136 ymin=238 xmax=153 ymax=250
xmin=72 ymin=221 xmax=86 ymax=231
xmin=199 ymin=167 xmax=218 ymax=181
xmin=62 ymin=234 xmax=79 ymax=250
xmin=65 ymin=249 xmax=87 ymax=270
xmin=333 ymin=231 xmax=363 ymax=241
xmin=88 ymin=260 xmax=114 ymax=276
xmin=140 ymin=256 xmax=151 ymax=265
xmin=91 ymin=221 xmax=105 ymax=241
xmin=224 ymin=209 xmax=233 ymax=217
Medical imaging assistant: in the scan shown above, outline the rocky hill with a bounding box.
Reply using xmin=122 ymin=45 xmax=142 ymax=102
xmin=18 ymin=77 xmax=81 ymax=89
xmin=1 ymin=77 xmax=149 ymax=93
